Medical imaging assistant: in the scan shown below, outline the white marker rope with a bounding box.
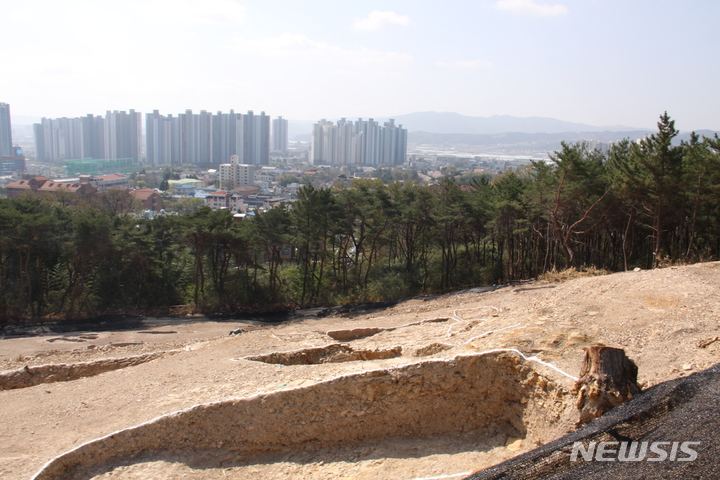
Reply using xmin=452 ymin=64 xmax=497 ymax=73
xmin=452 ymin=306 xmax=500 ymax=320
xmin=447 ymin=306 xmax=501 ymax=335
xmin=447 ymin=319 xmax=488 ymax=337
xmin=477 ymin=348 xmax=578 ymax=381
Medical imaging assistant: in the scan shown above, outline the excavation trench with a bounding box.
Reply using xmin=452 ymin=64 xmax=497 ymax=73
xmin=244 ymin=344 xmax=403 ymax=365
xmin=32 ymin=350 xmax=577 ymax=480
xmin=326 ymin=317 xmax=451 ymax=341
xmin=0 ymin=351 xmax=180 ymax=391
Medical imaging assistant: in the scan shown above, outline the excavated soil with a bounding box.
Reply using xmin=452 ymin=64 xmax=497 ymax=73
xmin=1 ymin=262 xmax=720 ymax=479
xmin=244 ymin=343 xmax=404 ymax=365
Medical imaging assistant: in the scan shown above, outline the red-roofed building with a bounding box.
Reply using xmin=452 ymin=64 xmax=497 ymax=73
xmin=129 ymin=188 xmax=164 ymax=211
xmin=5 ymin=176 xmax=98 ymax=199
xmin=5 ymin=176 xmax=49 ymax=198
xmin=37 ymin=181 xmax=98 ymax=196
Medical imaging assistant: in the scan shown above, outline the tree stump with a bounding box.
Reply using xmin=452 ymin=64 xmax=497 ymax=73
xmin=573 ymin=346 xmax=640 ymax=425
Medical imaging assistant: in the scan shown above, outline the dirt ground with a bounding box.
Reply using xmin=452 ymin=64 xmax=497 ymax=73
xmin=2 ymin=262 xmax=720 ymax=480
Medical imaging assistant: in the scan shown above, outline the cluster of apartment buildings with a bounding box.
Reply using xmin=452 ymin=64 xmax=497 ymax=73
xmin=32 ymin=109 xmax=290 ymax=166
xmin=34 ymin=110 xmax=142 ymax=163
xmin=146 ymin=110 xmax=289 ymax=165
xmin=4 ymin=103 xmax=404 ymax=220
xmin=32 ymin=110 xmax=408 ymax=169
xmin=2 ymin=102 xmax=410 ymax=190
xmin=310 ymin=118 xmax=407 ymax=166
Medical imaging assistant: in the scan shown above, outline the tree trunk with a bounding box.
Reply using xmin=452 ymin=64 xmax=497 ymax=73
xmin=573 ymin=345 xmax=640 ymax=425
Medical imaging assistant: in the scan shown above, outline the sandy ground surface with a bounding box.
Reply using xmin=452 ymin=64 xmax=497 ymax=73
xmin=1 ymin=262 xmax=720 ymax=480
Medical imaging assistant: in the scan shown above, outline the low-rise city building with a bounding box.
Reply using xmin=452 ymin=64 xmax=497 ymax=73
xmin=130 ymin=188 xmax=165 ymax=211
xmin=219 ymin=155 xmax=255 ymax=189
xmin=5 ymin=176 xmax=97 ymax=198
xmin=203 ymin=190 xmax=246 ymax=212
xmin=79 ymin=173 xmax=129 ymax=191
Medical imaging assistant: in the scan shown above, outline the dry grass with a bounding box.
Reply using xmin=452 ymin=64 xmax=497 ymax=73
xmin=538 ymin=266 xmax=611 ymax=283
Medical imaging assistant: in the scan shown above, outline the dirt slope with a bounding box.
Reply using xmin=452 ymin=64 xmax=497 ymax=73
xmin=1 ymin=262 xmax=719 ymax=480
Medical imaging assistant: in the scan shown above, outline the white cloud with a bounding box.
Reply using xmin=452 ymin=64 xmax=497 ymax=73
xmin=230 ymin=33 xmax=414 ymax=68
xmin=495 ymin=0 xmax=568 ymax=17
xmin=353 ymin=11 xmax=412 ymax=31
xmin=436 ymin=59 xmax=493 ymax=69
xmin=7 ymin=0 xmax=246 ymax=30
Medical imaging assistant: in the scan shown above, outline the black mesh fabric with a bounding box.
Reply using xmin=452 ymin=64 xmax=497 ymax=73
xmin=467 ymin=363 xmax=720 ymax=480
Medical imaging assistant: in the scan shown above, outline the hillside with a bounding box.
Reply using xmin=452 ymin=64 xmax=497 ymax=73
xmin=1 ymin=263 xmax=719 ymax=479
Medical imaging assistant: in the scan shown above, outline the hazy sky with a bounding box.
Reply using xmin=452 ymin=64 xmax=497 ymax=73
xmin=2 ymin=0 xmax=719 ymax=130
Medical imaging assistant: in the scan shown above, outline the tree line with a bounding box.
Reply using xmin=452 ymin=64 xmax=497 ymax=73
xmin=1 ymin=113 xmax=718 ymax=322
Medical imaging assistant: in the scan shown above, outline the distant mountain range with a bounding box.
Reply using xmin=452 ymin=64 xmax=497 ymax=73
xmin=406 ymin=130 xmax=720 ymax=155
xmin=16 ymin=112 xmax=642 ymax=135
xmin=406 ymin=130 xmax=651 ymax=156
xmin=383 ymin=112 xmax=648 ymax=135
xmin=14 ymin=112 xmax=717 ymax=148
xmin=290 ymin=113 xmax=718 ymax=152
xmin=288 ymin=112 xmax=650 ymax=142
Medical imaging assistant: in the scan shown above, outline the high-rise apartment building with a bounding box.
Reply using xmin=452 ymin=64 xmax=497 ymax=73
xmin=0 ymin=103 xmax=25 ymax=174
xmin=146 ymin=110 xmax=270 ymax=166
xmin=0 ymin=103 xmax=12 ymax=156
xmin=310 ymin=118 xmax=406 ymax=166
xmin=272 ymin=116 xmax=288 ymax=153
xmin=105 ymin=110 xmax=142 ymax=162
xmin=241 ymin=110 xmax=270 ymax=166
xmin=34 ymin=110 xmax=141 ymax=163
xmin=146 ymin=110 xmax=177 ymax=166
xmin=380 ymin=119 xmax=407 ymax=166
